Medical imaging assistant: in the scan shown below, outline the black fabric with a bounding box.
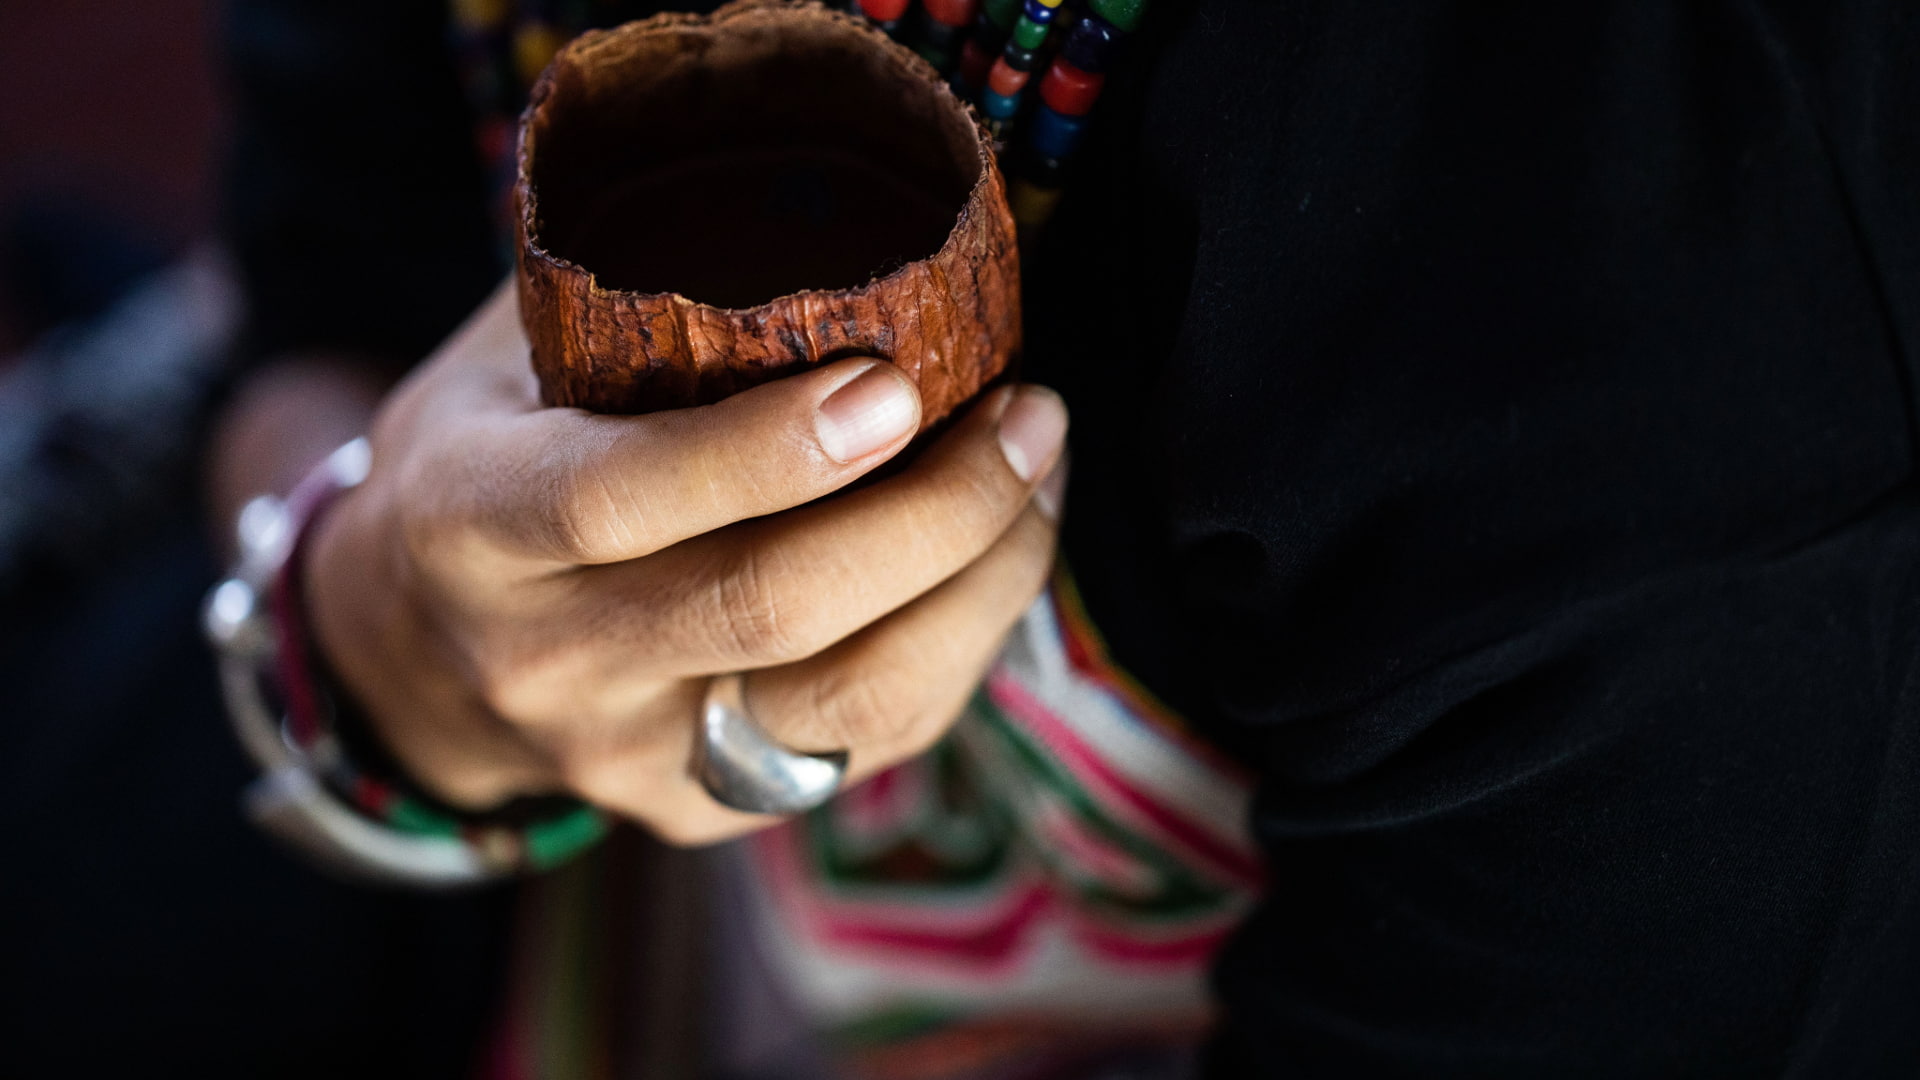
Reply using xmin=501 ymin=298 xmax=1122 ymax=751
xmin=1026 ymin=1 xmax=1920 ymax=1074
xmin=211 ymin=0 xmax=1920 ymax=1074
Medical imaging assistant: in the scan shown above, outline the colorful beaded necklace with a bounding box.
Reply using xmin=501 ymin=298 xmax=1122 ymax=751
xmin=850 ymin=0 xmax=1147 ymax=231
xmin=450 ymin=0 xmax=1148 ymax=247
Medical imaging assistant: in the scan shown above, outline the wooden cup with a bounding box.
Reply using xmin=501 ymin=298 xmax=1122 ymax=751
xmin=515 ymin=0 xmax=1021 ymax=432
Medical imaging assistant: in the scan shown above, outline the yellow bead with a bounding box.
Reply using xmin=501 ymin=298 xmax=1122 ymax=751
xmin=1010 ymin=178 xmax=1063 ymax=228
xmin=452 ymin=0 xmax=509 ymax=31
xmin=515 ymin=23 xmax=565 ymax=86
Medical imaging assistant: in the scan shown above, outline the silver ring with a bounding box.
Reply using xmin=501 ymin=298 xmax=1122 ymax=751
xmin=694 ymin=673 xmax=848 ymax=815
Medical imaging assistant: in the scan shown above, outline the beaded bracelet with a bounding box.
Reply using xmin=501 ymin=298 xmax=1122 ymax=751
xmin=204 ymin=438 xmax=605 ymax=885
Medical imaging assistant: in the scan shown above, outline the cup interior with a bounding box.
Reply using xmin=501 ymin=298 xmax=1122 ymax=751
xmin=525 ymin=8 xmax=984 ymax=310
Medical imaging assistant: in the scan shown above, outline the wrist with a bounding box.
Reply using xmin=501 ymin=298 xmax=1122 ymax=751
xmin=303 ymin=467 xmax=550 ymax=811
xmin=205 ymin=438 xmax=603 ymax=884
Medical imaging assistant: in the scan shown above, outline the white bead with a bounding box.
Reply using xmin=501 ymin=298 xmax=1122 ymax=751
xmin=203 ymin=577 xmax=259 ymax=648
xmin=236 ymin=495 xmax=288 ymax=559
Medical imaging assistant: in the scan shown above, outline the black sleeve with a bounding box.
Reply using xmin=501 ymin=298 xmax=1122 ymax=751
xmin=1202 ymin=513 xmax=1920 ymax=1076
xmin=1027 ymin=0 xmax=1920 ymax=1074
xmin=222 ymin=0 xmax=500 ymax=370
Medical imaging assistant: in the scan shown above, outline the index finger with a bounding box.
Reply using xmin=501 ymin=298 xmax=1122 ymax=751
xmin=451 ymin=356 xmax=924 ymax=565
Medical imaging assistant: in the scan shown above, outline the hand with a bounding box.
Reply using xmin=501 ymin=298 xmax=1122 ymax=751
xmin=304 ymin=282 xmax=1067 ymax=846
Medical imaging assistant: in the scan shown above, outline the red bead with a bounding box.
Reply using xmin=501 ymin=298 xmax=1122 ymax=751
xmin=354 ymin=776 xmax=396 ymax=816
xmin=1039 ymin=58 xmax=1104 ymax=116
xmin=957 ymin=37 xmax=996 ymax=89
xmin=987 ymin=57 xmax=1030 ymax=97
xmin=923 ymin=0 xmax=978 ymax=28
xmin=860 ymin=0 xmax=910 ymax=22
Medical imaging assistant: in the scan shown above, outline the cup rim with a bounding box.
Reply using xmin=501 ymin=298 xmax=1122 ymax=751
xmin=514 ymin=0 xmax=1003 ymax=317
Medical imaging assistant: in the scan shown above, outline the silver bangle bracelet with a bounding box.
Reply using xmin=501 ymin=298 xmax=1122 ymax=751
xmin=202 ymin=438 xmax=510 ymax=886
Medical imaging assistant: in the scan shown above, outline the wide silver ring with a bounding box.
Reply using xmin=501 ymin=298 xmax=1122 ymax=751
xmin=694 ymin=673 xmax=848 ymax=815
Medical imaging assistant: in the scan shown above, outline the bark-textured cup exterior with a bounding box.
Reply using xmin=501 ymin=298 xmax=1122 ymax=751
xmin=515 ymin=0 xmax=1021 ymax=431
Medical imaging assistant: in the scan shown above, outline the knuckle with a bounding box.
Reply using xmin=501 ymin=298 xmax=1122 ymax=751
xmin=552 ymin=745 xmax=617 ymax=802
xmin=395 ymin=496 xmax=457 ymax=569
xmin=552 ymin=740 xmax=666 ymax=815
xmin=892 ymin=694 xmax=971 ymax=760
xmin=539 ymin=465 xmax=624 ymax=563
xmin=470 ymin=661 xmax=532 ymax=723
xmin=469 ymin=641 xmax=565 ymax=722
xmin=391 ymin=449 xmax=496 ymax=572
xmin=921 ymin=467 xmax=1009 ymax=544
xmin=801 ymin=664 xmax=921 ymax=748
xmin=707 ymin=547 xmax=817 ymax=662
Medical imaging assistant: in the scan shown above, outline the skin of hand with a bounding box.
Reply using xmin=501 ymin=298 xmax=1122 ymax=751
xmin=302 ymin=282 xmax=1068 ymax=846
xmin=207 ymin=356 xmax=391 ymax=556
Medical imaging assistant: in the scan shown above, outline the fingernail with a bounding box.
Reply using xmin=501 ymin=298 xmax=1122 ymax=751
xmin=815 ymin=364 xmax=918 ymax=463
xmin=997 ymin=386 xmax=1067 ymax=483
xmin=1033 ymin=456 xmax=1069 ymax=521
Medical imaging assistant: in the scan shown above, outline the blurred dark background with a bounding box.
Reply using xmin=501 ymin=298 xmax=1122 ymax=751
xmin=0 ymin=13 xmax=515 ymax=1074
xmin=0 ymin=0 xmax=221 ymax=352
xmin=0 ymin=0 xmax=241 ymax=609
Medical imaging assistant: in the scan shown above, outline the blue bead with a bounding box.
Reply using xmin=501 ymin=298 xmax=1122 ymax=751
xmin=1027 ymin=104 xmax=1086 ymax=158
xmin=1062 ymin=14 xmax=1120 ymax=72
xmin=1021 ymin=0 xmax=1057 ymax=23
xmin=981 ymin=89 xmax=1022 ymax=120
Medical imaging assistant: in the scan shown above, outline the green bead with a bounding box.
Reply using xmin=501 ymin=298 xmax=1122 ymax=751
xmin=389 ymin=798 xmax=462 ymax=838
xmin=983 ymin=0 xmax=1020 ymax=29
xmin=525 ymin=808 xmax=607 ymax=867
xmin=1089 ymin=0 xmax=1143 ymax=33
xmin=1011 ymin=13 xmax=1049 ymax=49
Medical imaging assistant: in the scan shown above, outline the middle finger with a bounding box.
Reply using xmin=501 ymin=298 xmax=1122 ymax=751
xmin=571 ymin=382 xmax=1067 ymax=676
